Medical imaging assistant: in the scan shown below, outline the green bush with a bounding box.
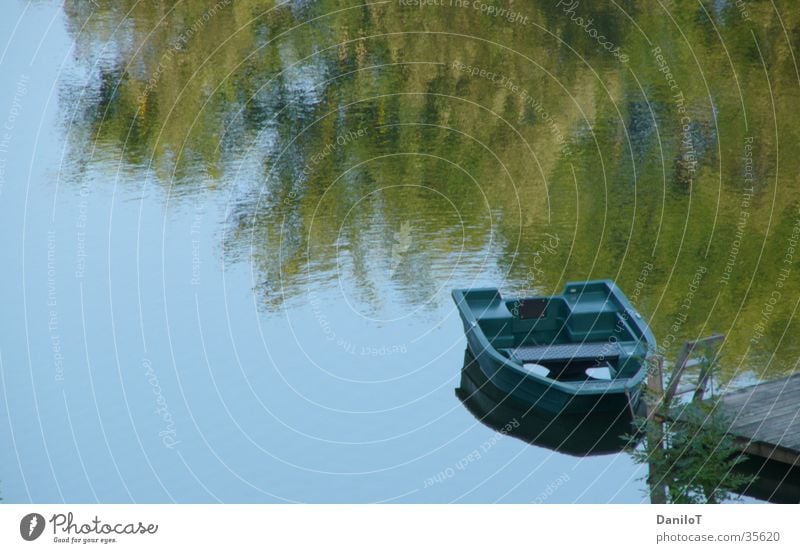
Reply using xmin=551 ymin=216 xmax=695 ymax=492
xmin=626 ymin=350 xmax=753 ymax=503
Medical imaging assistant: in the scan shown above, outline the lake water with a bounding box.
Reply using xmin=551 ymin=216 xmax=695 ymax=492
xmin=1 ymin=0 xmax=799 ymax=503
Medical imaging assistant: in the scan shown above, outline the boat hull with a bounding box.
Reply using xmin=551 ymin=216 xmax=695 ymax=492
xmin=456 ymin=349 xmax=638 ymax=456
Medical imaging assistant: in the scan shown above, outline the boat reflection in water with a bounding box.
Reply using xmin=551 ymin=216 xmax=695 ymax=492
xmin=456 ymin=349 xmax=639 ymax=456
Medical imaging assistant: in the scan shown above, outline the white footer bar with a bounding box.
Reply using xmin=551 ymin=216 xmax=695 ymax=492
xmin=1 ymin=505 xmax=797 ymax=552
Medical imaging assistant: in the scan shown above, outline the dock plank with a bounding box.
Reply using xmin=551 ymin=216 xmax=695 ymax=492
xmin=719 ymin=379 xmax=800 ymax=410
xmin=713 ymin=373 xmax=800 ymax=465
xmin=731 ymin=383 xmax=800 ymax=403
xmin=722 ymin=400 xmax=800 ymax=429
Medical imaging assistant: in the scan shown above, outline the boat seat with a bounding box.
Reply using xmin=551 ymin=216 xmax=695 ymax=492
xmin=504 ymin=342 xmax=621 ymax=364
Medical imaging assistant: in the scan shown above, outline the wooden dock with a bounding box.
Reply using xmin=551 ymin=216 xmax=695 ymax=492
xmin=648 ymin=334 xmax=800 ymax=467
xmin=645 ymin=335 xmax=800 ymax=502
xmin=715 ymin=373 xmax=800 ymax=466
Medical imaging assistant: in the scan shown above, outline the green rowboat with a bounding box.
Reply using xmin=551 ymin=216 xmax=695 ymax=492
xmin=451 ymin=280 xmax=656 ymax=415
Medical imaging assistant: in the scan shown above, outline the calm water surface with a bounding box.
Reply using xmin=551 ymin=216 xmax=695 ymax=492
xmin=1 ymin=0 xmax=799 ymax=502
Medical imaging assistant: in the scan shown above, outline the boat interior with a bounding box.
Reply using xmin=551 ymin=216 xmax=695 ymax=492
xmin=462 ymin=286 xmax=647 ymax=383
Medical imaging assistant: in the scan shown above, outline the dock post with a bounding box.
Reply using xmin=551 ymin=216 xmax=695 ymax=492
xmin=645 ymin=355 xmax=668 ymax=504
